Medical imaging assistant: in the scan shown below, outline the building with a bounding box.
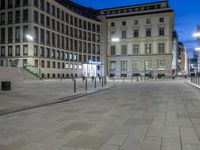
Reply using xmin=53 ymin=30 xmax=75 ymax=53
xmin=197 ymin=25 xmax=200 ymax=72
xmin=98 ymin=1 xmax=174 ymax=78
xmin=0 ymin=0 xmax=176 ymax=79
xmin=172 ymin=31 xmax=178 ymax=75
xmin=0 ymin=0 xmax=102 ymax=78
xmin=177 ymin=42 xmax=188 ymax=76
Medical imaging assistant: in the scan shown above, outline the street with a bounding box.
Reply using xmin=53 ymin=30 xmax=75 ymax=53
xmin=0 ymin=80 xmax=200 ymax=150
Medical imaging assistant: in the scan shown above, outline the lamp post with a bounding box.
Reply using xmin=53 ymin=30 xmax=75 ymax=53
xmin=26 ymin=34 xmax=41 ymax=78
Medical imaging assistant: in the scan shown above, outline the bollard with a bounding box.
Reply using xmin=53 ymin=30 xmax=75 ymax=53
xmin=137 ymin=76 xmax=139 ymax=82
xmin=131 ymin=77 xmax=133 ymax=82
xmin=123 ymin=77 xmax=124 ymax=82
xmin=113 ymin=77 xmax=115 ymax=82
xmin=102 ymin=77 xmax=104 ymax=87
xmin=85 ymin=78 xmax=87 ymax=91
xmin=73 ymin=79 xmax=76 ymax=93
xmin=104 ymin=76 xmax=107 ymax=86
xmin=94 ymin=78 xmax=96 ymax=89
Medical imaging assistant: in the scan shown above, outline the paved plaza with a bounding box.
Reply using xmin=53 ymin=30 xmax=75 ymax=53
xmin=0 ymin=80 xmax=200 ymax=150
xmin=0 ymin=78 xmax=113 ymax=112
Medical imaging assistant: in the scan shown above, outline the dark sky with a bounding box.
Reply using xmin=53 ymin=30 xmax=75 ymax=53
xmin=71 ymin=0 xmax=200 ymax=58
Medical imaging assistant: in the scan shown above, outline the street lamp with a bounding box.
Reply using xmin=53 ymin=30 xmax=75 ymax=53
xmin=195 ymin=47 xmax=200 ymax=51
xmin=193 ymin=32 xmax=200 ymax=37
xmin=111 ymin=38 xmax=120 ymax=42
xmin=26 ymin=34 xmax=34 ymax=41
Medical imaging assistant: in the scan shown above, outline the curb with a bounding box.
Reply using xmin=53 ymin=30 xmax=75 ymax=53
xmin=185 ymin=81 xmax=200 ymax=92
xmin=0 ymin=86 xmax=115 ymax=116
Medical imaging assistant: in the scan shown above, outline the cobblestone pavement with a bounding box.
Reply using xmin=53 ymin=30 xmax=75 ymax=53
xmin=0 ymin=80 xmax=200 ymax=150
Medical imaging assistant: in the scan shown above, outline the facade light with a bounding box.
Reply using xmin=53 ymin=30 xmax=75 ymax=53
xmin=26 ymin=35 xmax=34 ymax=41
xmin=193 ymin=32 xmax=200 ymax=37
xmin=111 ymin=38 xmax=120 ymax=42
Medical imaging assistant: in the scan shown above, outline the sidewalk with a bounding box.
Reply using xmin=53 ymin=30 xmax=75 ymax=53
xmin=0 ymin=78 xmax=114 ymax=114
xmin=185 ymin=80 xmax=200 ymax=91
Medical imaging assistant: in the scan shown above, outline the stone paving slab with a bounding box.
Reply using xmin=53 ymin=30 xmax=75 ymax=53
xmin=0 ymin=80 xmax=200 ymax=150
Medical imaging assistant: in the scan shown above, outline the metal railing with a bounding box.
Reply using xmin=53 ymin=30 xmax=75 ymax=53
xmin=191 ymin=76 xmax=200 ymax=86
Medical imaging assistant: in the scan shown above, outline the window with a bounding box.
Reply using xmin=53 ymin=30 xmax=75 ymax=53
xmin=23 ymin=45 xmax=28 ymax=56
xmin=120 ymin=60 xmax=127 ymax=71
xmin=8 ymin=11 xmax=12 ymax=23
xmin=15 ymin=26 xmax=20 ymax=42
xmin=46 ymin=48 xmax=50 ymax=58
xmin=97 ymin=45 xmax=100 ymax=55
xmin=146 ymin=18 xmax=151 ymax=24
xmin=52 ymin=19 xmax=55 ymax=30
xmin=8 ymin=0 xmax=13 ymax=8
xmin=15 ymin=45 xmax=20 ymax=56
xmin=122 ymin=31 xmax=127 ymax=38
xmin=23 ymin=25 xmax=28 ymax=42
xmin=144 ymin=60 xmax=152 ymax=71
xmin=122 ymin=21 xmax=126 ymax=26
xmin=8 ymin=27 xmax=12 ymax=43
xmin=0 ymin=46 xmax=5 ymax=57
xmin=111 ymin=46 xmax=116 ymax=55
xmin=46 ymin=16 xmax=50 ymax=27
xmin=132 ymin=60 xmax=140 ymax=72
xmin=57 ymin=8 xmax=60 ymax=19
xmin=34 ymin=11 xmax=38 ymax=23
xmin=157 ymin=60 xmax=165 ymax=70
xmin=134 ymin=20 xmax=138 ymax=25
xmin=0 ymin=12 xmax=5 ymax=24
xmin=34 ymin=0 xmax=38 ymax=7
xmin=92 ymin=44 xmax=95 ymax=54
xmin=111 ymin=22 xmax=115 ymax=27
xmin=57 ymin=21 xmax=60 ymax=32
xmin=145 ymin=44 xmax=152 ymax=54
xmin=40 ymin=29 xmax=44 ymax=44
xmin=15 ymin=10 xmax=20 ymax=23
xmin=159 ymin=27 xmax=165 ymax=36
xmin=0 ymin=28 xmax=5 ymax=43
xmin=40 ymin=47 xmax=45 ymax=57
xmin=52 ymin=5 xmax=55 ymax=16
xmin=41 ymin=60 xmax=45 ymax=68
xmin=146 ymin=28 xmax=151 ymax=37
xmin=46 ymin=31 xmax=50 ymax=45
xmin=47 ymin=61 xmax=50 ymax=68
xmin=133 ymin=29 xmax=139 ymax=38
xmin=8 ymin=46 xmax=12 ymax=56
xmin=158 ymin=43 xmax=165 ymax=53
xmin=34 ymin=45 xmax=38 ymax=56
xmin=52 ymin=61 xmax=55 ymax=68
xmin=23 ymin=0 xmax=28 ymax=6
xmin=23 ymin=9 xmax=28 ymax=22
xmin=70 ymin=15 xmax=73 ymax=25
xmin=133 ymin=44 xmax=139 ymax=54
xmin=40 ymin=0 xmax=44 ymax=11
xmin=159 ymin=17 xmax=164 ymax=23
xmin=40 ymin=13 xmax=44 ymax=26
xmin=52 ymin=33 xmax=55 ymax=46
xmin=34 ymin=59 xmax=38 ymax=67
xmin=34 ymin=26 xmax=38 ymax=42
xmin=57 ymin=34 xmax=60 ymax=48
xmin=110 ymin=61 xmax=116 ymax=71
xmin=121 ymin=45 xmax=127 ymax=55
xmin=15 ymin=0 xmax=20 ymax=7
xmin=46 ymin=2 xmax=50 ymax=14
xmin=0 ymin=0 xmax=5 ymax=9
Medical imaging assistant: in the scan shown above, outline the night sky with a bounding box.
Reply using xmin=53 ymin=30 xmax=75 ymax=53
xmin=71 ymin=0 xmax=200 ymax=58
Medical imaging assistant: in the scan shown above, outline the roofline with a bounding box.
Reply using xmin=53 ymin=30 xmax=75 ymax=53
xmin=98 ymin=0 xmax=169 ymax=11
xmin=105 ymin=9 xmax=174 ymax=19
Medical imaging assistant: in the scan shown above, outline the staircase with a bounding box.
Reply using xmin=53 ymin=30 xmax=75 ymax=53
xmin=0 ymin=66 xmax=41 ymax=81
